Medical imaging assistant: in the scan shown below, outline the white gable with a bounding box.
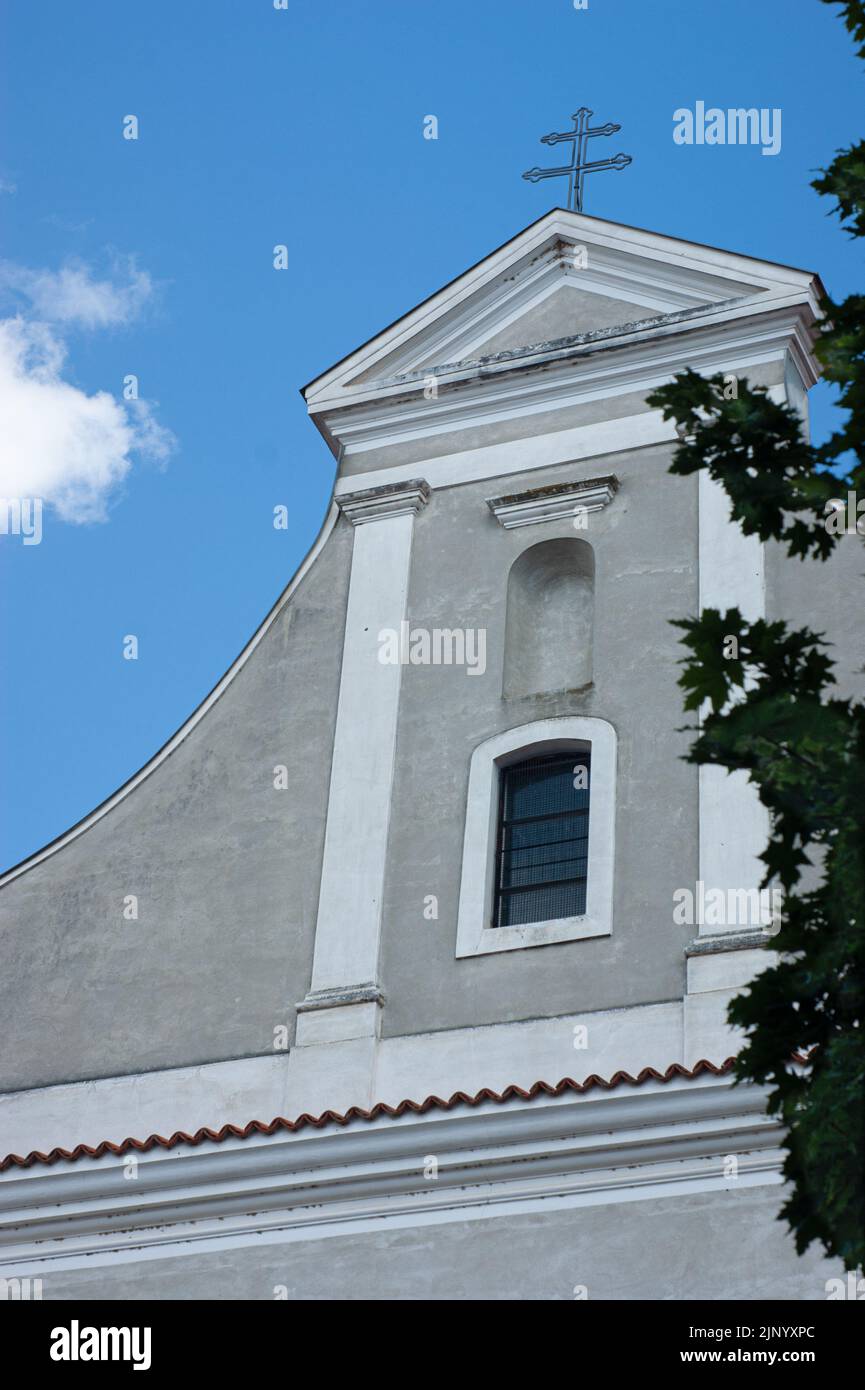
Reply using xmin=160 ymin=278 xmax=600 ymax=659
xmin=304 ymin=208 xmax=822 ymax=460
xmin=307 ymin=209 xmax=818 ymax=395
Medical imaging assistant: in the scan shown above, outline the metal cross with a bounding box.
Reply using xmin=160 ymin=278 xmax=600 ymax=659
xmin=522 ymin=107 xmax=632 ymax=212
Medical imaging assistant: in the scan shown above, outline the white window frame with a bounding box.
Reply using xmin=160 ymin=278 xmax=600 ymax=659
xmin=456 ymin=717 xmax=616 ymax=958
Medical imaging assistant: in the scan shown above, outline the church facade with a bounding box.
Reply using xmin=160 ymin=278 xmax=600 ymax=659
xmin=1 ymin=209 xmax=859 ymax=1300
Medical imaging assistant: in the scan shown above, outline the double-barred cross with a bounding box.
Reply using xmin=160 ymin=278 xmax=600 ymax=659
xmin=523 ymin=106 xmax=632 ymax=212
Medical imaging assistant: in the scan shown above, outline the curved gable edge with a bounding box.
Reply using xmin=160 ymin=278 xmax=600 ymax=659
xmin=0 ymin=501 xmax=341 ymax=889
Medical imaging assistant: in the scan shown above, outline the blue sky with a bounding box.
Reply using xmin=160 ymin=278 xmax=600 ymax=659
xmin=1 ymin=0 xmax=860 ymax=870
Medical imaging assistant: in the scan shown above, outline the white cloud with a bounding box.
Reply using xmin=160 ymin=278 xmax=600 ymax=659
xmin=0 ymin=255 xmax=153 ymax=329
xmin=0 ymin=253 xmax=175 ymax=522
xmin=0 ymin=312 xmax=176 ymax=525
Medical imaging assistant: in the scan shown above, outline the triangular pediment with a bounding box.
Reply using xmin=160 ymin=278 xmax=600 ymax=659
xmin=304 ymin=210 xmax=819 ymax=418
xmin=455 ymin=282 xmax=656 ymax=361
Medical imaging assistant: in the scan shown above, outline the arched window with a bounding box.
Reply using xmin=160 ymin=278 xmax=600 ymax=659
xmin=504 ymin=538 xmax=594 ymax=698
xmin=456 ymin=718 xmax=616 ymax=958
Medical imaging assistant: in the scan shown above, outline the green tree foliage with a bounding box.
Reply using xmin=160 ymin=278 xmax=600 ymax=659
xmin=646 ymin=0 xmax=865 ymax=1271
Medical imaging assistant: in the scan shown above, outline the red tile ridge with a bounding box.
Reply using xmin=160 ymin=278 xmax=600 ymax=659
xmin=0 ymin=1057 xmax=750 ymax=1173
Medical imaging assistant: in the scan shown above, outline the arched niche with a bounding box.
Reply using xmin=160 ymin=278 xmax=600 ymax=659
xmin=504 ymin=537 xmax=595 ymax=699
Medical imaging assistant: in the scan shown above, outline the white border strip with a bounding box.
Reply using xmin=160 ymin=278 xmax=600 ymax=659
xmin=337 ymin=410 xmax=677 ymax=497
xmin=456 ymin=718 xmax=616 ymax=957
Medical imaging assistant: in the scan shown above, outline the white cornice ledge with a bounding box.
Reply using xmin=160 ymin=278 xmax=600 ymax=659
xmin=488 ymin=475 xmax=619 ymax=529
xmin=338 ymin=478 xmax=430 ymax=525
xmin=296 ymin=983 xmax=385 ymax=1012
xmin=0 ymin=1072 xmax=781 ymax=1269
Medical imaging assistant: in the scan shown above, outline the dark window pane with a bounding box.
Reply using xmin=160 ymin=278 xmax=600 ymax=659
xmin=494 ymin=750 xmax=590 ymax=928
xmin=499 ymin=879 xmax=588 ymax=927
xmin=504 ymin=760 xmax=589 ymax=820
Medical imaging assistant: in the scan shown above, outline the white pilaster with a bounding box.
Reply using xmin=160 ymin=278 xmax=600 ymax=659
xmin=297 ymin=479 xmax=429 ymax=1041
xmin=687 ymin=469 xmax=772 ymax=1061
xmin=696 ymin=468 xmax=770 ymax=935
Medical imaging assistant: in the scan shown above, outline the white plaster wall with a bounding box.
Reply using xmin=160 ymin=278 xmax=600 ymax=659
xmin=0 ymin=999 xmax=685 ymax=1162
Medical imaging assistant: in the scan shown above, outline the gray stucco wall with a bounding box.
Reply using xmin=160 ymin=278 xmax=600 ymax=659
xmin=2 ymin=317 xmax=861 ymax=1094
xmin=339 ymin=362 xmax=785 ymax=479
xmin=380 ymin=441 xmax=699 ymax=1036
xmin=0 ymin=522 xmax=352 ymax=1092
xmin=29 ymin=1185 xmax=842 ymax=1301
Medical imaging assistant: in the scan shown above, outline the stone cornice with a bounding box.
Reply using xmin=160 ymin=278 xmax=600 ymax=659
xmin=686 ymin=930 xmax=773 ymax=956
xmin=337 ymin=478 xmax=430 ymax=524
xmin=319 ymin=304 xmax=818 ymax=460
xmin=304 ymin=208 xmax=822 ymax=413
xmin=296 ymin=983 xmax=385 ymax=1013
xmin=487 ymin=475 xmax=619 ymax=529
xmin=376 ymin=297 xmax=742 ymax=389
xmin=0 ymin=1070 xmax=779 ymax=1270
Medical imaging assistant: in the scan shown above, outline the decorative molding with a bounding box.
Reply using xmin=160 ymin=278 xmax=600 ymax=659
xmin=456 ymin=718 xmax=617 ymax=958
xmin=0 ymin=1070 xmax=780 ymax=1271
xmin=369 ymin=238 xmax=742 ymax=385
xmin=305 ymin=208 xmax=821 ymax=414
xmin=338 ymin=408 xmax=677 ymax=498
xmin=0 ymin=999 xmax=684 ymax=1165
xmin=296 ymin=984 xmax=385 ymax=1013
xmin=383 ymin=298 xmax=736 ymax=390
xmin=488 ymin=475 xmax=618 ymax=529
xmin=323 ymin=308 xmax=817 ymax=459
xmin=337 ymin=479 xmax=430 ymax=524
xmin=686 ymin=930 xmax=772 ymax=957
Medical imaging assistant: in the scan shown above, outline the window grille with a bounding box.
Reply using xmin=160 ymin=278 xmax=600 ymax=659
xmin=493 ymin=750 xmax=590 ymax=928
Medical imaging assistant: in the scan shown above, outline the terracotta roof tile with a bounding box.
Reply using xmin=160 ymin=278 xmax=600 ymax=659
xmin=0 ymin=1058 xmax=737 ymax=1173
